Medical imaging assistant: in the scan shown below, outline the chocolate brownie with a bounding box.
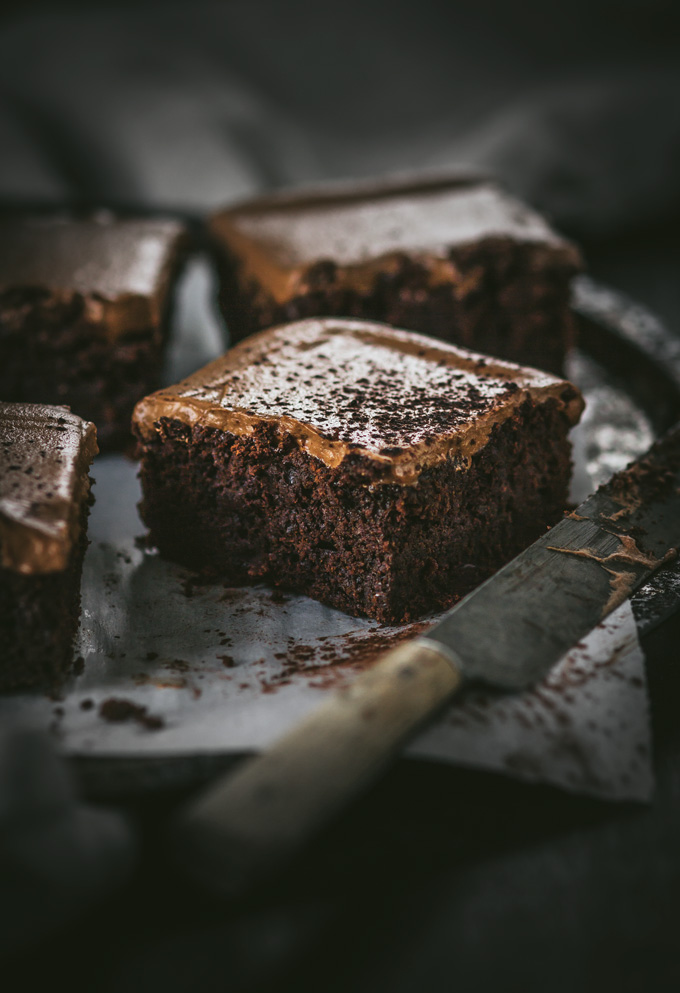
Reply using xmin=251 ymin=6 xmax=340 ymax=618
xmin=132 ymin=318 xmax=584 ymax=623
xmin=0 ymin=212 xmax=188 ymax=449
xmin=0 ymin=402 xmax=97 ymax=690
xmin=209 ymin=174 xmax=582 ymax=374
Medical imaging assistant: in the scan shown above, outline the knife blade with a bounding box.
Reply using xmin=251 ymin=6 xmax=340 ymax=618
xmin=173 ymin=425 xmax=680 ymax=896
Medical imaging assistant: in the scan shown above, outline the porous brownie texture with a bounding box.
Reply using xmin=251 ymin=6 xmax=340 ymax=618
xmin=211 ymin=176 xmax=582 ymax=374
xmin=0 ymin=287 xmax=170 ymax=449
xmin=137 ymin=398 xmax=573 ymax=623
xmin=217 ymin=241 xmax=574 ymax=376
xmin=0 ymin=402 xmax=97 ymax=691
xmin=0 ymin=504 xmax=90 ymax=691
xmin=0 ymin=215 xmax=188 ymax=449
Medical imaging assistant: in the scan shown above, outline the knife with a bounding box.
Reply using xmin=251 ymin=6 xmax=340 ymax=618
xmin=172 ymin=425 xmax=680 ymax=896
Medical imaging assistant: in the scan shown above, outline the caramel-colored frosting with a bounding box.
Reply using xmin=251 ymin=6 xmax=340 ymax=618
xmin=0 ymin=403 xmax=98 ymax=574
xmin=133 ymin=319 xmax=584 ymax=486
xmin=210 ymin=175 xmax=582 ymax=304
xmin=0 ymin=213 xmax=187 ymax=338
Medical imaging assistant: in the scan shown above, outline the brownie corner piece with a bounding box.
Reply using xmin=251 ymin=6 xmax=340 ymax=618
xmin=0 ymin=402 xmax=98 ymax=691
xmin=132 ymin=318 xmax=583 ymax=624
xmin=209 ymin=173 xmax=582 ymax=374
xmin=0 ymin=212 xmax=189 ymax=449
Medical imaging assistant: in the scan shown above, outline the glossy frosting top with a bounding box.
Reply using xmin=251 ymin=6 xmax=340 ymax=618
xmin=0 ymin=213 xmax=187 ymax=335
xmin=210 ymin=175 xmax=582 ymax=303
xmin=133 ymin=319 xmax=584 ymax=485
xmin=0 ymin=403 xmax=98 ymax=574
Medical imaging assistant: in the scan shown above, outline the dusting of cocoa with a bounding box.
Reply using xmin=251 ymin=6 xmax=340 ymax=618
xmin=259 ymin=621 xmax=431 ymax=693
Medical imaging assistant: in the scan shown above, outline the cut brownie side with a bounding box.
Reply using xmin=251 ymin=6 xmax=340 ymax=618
xmin=0 ymin=509 xmax=90 ymax=690
xmin=0 ymin=403 xmax=97 ymax=690
xmin=133 ymin=319 xmax=584 ymax=623
xmin=137 ymin=401 xmax=574 ymax=623
xmin=210 ymin=175 xmax=582 ymax=374
xmin=0 ymin=214 xmax=188 ymax=449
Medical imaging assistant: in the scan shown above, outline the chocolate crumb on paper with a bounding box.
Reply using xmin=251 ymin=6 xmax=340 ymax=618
xmin=99 ymin=697 xmax=165 ymax=731
xmin=259 ymin=621 xmax=431 ymax=693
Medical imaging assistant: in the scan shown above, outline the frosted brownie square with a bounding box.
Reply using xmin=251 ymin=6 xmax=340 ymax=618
xmin=0 ymin=402 xmax=97 ymax=689
xmin=0 ymin=212 xmax=188 ymax=449
xmin=132 ymin=318 xmax=583 ymax=623
xmin=209 ymin=174 xmax=582 ymax=374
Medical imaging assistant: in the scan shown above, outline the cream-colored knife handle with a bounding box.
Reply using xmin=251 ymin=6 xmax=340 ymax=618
xmin=172 ymin=640 xmax=462 ymax=896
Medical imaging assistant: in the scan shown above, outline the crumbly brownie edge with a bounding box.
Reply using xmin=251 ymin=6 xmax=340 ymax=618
xmin=0 ymin=489 xmax=92 ymax=692
xmin=213 ymin=239 xmax=577 ymax=375
xmin=136 ymin=398 xmax=573 ymax=623
xmin=0 ymin=276 xmax=181 ymax=450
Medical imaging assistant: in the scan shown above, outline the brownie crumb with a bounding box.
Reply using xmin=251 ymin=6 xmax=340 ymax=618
xmin=164 ymin=658 xmax=191 ymax=673
xmin=99 ymin=697 xmax=164 ymax=730
xmin=80 ymin=698 xmax=94 ymax=710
